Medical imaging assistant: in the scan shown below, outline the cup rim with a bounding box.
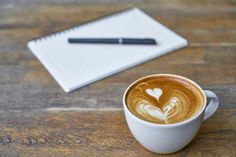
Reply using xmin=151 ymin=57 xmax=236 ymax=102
xmin=123 ymin=74 xmax=207 ymax=128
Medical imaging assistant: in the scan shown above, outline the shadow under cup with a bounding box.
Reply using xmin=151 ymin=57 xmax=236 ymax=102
xmin=123 ymin=74 xmax=209 ymax=154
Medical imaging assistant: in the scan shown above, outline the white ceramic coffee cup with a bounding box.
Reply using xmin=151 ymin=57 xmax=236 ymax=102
xmin=123 ymin=74 xmax=219 ymax=154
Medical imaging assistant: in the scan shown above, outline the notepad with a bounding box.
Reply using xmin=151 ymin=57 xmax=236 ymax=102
xmin=28 ymin=8 xmax=188 ymax=92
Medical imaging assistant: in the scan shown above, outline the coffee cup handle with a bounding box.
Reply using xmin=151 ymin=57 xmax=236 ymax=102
xmin=203 ymin=90 xmax=219 ymax=121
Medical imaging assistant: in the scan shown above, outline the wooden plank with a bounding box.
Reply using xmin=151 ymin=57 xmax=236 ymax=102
xmin=0 ymin=83 xmax=234 ymax=111
xmin=0 ymin=46 xmax=235 ymax=111
xmin=0 ymin=5 xmax=235 ymax=48
xmin=0 ymin=0 xmax=235 ymax=12
xmin=1 ymin=43 xmax=236 ymax=66
xmin=0 ymin=110 xmax=235 ymax=157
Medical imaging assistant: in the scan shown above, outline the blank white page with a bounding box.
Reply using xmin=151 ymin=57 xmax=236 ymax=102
xmin=28 ymin=8 xmax=188 ymax=92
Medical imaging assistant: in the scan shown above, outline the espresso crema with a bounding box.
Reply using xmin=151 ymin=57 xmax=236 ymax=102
xmin=126 ymin=75 xmax=204 ymax=124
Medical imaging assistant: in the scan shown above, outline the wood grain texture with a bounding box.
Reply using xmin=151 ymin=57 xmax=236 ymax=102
xmin=0 ymin=111 xmax=235 ymax=157
xmin=0 ymin=0 xmax=235 ymax=156
xmin=0 ymin=46 xmax=235 ymax=111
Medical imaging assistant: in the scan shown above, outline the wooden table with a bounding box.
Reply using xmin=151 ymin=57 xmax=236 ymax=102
xmin=0 ymin=0 xmax=235 ymax=156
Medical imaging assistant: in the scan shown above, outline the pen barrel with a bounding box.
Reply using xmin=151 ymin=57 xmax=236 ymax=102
xmin=122 ymin=38 xmax=157 ymax=45
xmin=68 ymin=38 xmax=157 ymax=45
xmin=68 ymin=38 xmax=118 ymax=44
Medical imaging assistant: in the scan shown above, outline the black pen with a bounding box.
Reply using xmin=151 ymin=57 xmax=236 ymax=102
xmin=68 ymin=38 xmax=157 ymax=45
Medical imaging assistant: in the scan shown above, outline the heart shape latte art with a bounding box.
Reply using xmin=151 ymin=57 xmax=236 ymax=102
xmin=135 ymin=88 xmax=190 ymax=124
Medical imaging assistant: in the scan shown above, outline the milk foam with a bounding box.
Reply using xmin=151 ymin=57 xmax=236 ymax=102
xmin=134 ymin=88 xmax=190 ymax=124
xmin=126 ymin=76 xmax=204 ymax=124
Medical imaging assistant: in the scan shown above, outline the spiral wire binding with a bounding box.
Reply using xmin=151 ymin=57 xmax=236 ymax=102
xmin=31 ymin=7 xmax=136 ymax=43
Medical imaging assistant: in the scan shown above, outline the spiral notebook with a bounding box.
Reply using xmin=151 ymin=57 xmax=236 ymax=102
xmin=28 ymin=8 xmax=188 ymax=92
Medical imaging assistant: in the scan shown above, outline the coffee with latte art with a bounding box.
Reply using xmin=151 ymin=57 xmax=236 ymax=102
xmin=126 ymin=75 xmax=204 ymax=124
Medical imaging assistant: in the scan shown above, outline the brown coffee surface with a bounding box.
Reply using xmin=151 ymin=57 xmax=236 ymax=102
xmin=126 ymin=75 xmax=204 ymax=124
